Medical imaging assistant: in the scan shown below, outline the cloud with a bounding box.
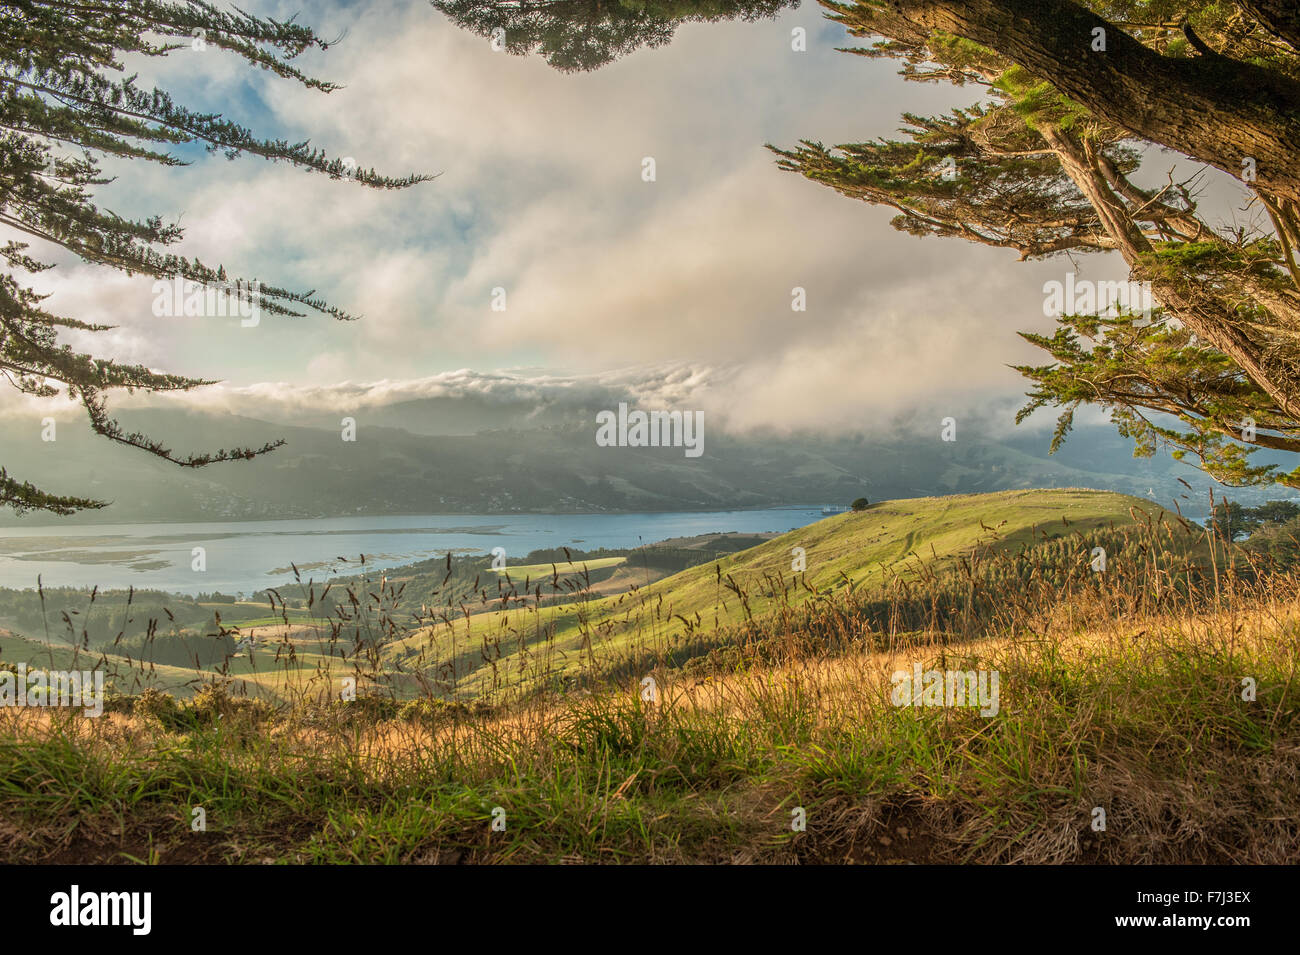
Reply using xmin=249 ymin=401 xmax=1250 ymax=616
xmin=0 ymin=0 xmax=1150 ymax=440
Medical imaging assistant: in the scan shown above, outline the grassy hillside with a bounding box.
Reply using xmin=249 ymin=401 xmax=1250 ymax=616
xmin=492 ymin=556 xmax=627 ymax=579
xmin=0 ymin=489 xmax=1187 ymax=704
xmin=0 ymin=487 xmax=1292 ymax=865
xmin=383 ymin=489 xmax=1172 ymax=696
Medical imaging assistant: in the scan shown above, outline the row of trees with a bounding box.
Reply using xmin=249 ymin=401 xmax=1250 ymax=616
xmin=1210 ymin=498 xmax=1300 ymax=540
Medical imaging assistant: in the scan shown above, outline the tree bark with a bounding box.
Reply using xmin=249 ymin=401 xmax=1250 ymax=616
xmin=877 ymin=0 xmax=1300 ymax=203
xmin=1239 ymin=1 xmax=1300 ymax=51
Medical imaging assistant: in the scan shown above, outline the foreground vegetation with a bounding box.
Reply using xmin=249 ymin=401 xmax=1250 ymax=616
xmin=0 ymin=489 xmax=1296 ymax=863
xmin=0 ymin=489 xmax=1178 ymax=701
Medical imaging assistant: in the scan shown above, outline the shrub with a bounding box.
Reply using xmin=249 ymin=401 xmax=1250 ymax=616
xmin=191 ymin=683 xmax=273 ymax=726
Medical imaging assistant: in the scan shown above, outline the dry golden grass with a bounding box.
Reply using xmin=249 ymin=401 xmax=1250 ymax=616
xmin=1 ymin=512 xmax=1297 ymax=863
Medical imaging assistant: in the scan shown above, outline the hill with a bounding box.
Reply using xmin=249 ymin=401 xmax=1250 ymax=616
xmin=383 ymin=488 xmax=1174 ymax=696
xmin=0 ymin=406 xmax=1269 ymax=526
xmin=2 ymin=486 xmax=1291 ymax=866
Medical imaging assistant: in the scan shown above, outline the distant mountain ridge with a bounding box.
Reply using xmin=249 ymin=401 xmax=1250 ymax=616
xmin=0 ymin=405 xmax=1287 ymax=525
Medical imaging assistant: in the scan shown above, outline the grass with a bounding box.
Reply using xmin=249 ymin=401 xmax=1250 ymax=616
xmin=0 ymin=488 xmax=1294 ymax=863
xmin=380 ymin=488 xmax=1166 ymax=696
xmin=1 ymin=608 xmax=1293 ymax=863
xmin=492 ymin=556 xmax=627 ymax=578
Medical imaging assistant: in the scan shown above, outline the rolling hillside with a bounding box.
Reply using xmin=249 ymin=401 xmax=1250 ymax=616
xmin=0 ymin=488 xmax=1179 ymax=702
xmin=384 ymin=488 xmax=1172 ymax=695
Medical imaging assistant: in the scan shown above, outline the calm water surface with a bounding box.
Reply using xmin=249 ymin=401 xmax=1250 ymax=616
xmin=0 ymin=508 xmax=825 ymax=594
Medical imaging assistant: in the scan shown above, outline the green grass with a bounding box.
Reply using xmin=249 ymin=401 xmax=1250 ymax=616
xmin=1 ymin=615 xmax=1294 ymax=864
xmin=492 ymin=557 xmax=627 ymax=579
xmin=386 ymin=488 xmax=1166 ymax=695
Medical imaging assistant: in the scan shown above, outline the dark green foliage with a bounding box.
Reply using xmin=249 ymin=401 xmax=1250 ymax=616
xmin=1253 ymin=500 xmax=1300 ymax=525
xmin=431 ymin=0 xmax=793 ymax=72
xmin=1243 ymin=514 xmax=1300 ymax=563
xmin=1211 ymin=500 xmax=1250 ymax=542
xmin=1015 ymin=313 xmax=1300 ymax=489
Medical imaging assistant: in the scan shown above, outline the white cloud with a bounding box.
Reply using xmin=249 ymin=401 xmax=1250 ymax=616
xmin=0 ymin=0 xmax=1145 ymax=440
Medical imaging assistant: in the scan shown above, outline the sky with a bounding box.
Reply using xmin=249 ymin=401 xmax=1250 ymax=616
xmin=3 ymin=0 xmax=1258 ymax=437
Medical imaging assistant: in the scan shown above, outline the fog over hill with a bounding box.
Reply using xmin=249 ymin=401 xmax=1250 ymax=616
xmin=1 ymin=404 xmax=1287 ymax=526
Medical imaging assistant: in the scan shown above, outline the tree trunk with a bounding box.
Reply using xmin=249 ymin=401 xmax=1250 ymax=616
xmin=1239 ymin=1 xmax=1300 ymax=51
xmin=879 ymin=0 xmax=1300 ymax=203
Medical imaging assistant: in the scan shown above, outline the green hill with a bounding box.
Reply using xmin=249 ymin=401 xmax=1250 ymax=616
xmin=0 ymin=488 xmax=1174 ymax=703
xmin=386 ymin=488 xmax=1170 ymax=696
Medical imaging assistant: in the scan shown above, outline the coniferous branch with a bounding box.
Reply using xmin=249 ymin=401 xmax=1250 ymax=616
xmin=0 ymin=1 xmax=431 ymax=513
xmin=763 ymin=5 xmax=1300 ymax=489
xmin=0 ymin=465 xmax=106 ymax=513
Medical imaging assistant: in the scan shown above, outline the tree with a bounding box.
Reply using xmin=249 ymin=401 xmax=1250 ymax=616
xmin=1 ymin=1 xmax=429 ymax=515
xmin=766 ymin=5 xmax=1300 ymax=488
xmin=828 ymin=0 xmax=1300 ymax=204
xmin=851 ymin=497 xmax=869 ymax=510
xmin=431 ymin=0 xmax=791 ymax=72
xmin=1242 ymin=513 xmax=1300 ymax=564
xmin=1251 ymin=499 xmax=1300 ymax=525
xmin=1210 ymin=499 xmax=1249 ymax=541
